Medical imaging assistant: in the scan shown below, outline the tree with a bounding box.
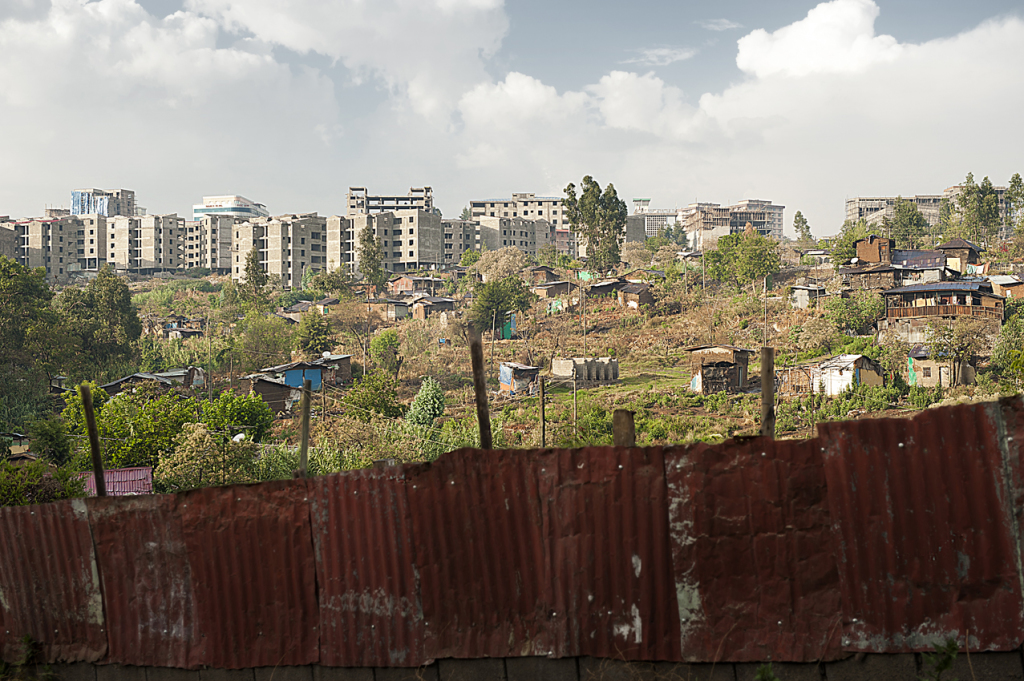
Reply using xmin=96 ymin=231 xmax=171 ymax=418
xmin=54 ymin=265 xmax=141 ymax=368
xmin=460 ymin=206 xmax=472 ymax=220
xmin=0 ymin=257 xmax=54 ymax=368
xmin=536 ymin=244 xmax=559 ymax=268
xmin=829 ymin=218 xmax=870 ymax=265
xmin=620 ymin=242 xmax=652 ymax=268
xmin=344 ymin=372 xmax=404 ymax=422
xmin=311 ymin=268 xmax=352 ymax=296
xmin=704 ymin=232 xmax=780 ymax=288
xmin=358 ymin=223 xmax=388 ymax=293
xmin=469 ymin=276 xmax=532 ymax=332
xmin=470 ymin=246 xmax=528 ymax=282
xmin=889 ymin=197 xmax=928 ymax=249
xmin=201 ymin=390 xmax=274 ymax=443
xmin=562 ymin=176 xmax=628 ymax=270
xmin=369 ymin=328 xmax=402 ymax=376
xmin=296 ymin=311 xmax=333 ymax=357
xmin=27 ymin=416 xmax=73 ymax=466
xmin=823 ymin=290 xmax=884 ymax=334
xmin=460 ymin=249 xmax=482 ymax=267
xmin=793 ymin=211 xmax=813 ymax=243
xmin=235 ymin=313 xmax=295 ymax=373
xmin=926 ymin=317 xmax=989 ymax=387
xmin=652 ymin=245 xmax=680 ymax=270
xmin=407 ymin=377 xmax=445 ymax=427
xmin=1006 ymin=172 xmax=1024 ymax=236
xmin=154 ymin=423 xmax=258 ymax=492
xmin=0 ymin=460 xmax=85 ymax=507
xmin=241 ymin=247 xmax=269 ymax=305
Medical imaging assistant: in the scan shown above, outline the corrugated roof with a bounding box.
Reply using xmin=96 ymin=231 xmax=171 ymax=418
xmin=884 ymin=281 xmax=992 ymax=294
xmin=80 ymin=467 xmax=153 ymax=496
xmin=937 ymin=237 xmax=982 ymax=251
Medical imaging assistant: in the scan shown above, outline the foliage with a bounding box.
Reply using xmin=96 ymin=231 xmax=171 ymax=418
xmin=993 ymin=312 xmax=1024 ymax=389
xmin=949 ymin=172 xmax=1001 ymax=245
xmin=878 ymin=332 xmax=912 ymax=380
xmin=620 ymin=241 xmax=652 ymax=268
xmin=830 ymin=218 xmax=870 ymax=264
xmin=357 ymin=223 xmax=388 ymax=293
xmin=27 ymin=417 xmax=73 ymax=466
xmin=0 ymin=460 xmax=86 ymax=507
xmin=154 ymin=423 xmax=258 ymax=493
xmin=926 ymin=318 xmax=990 ymax=387
xmin=234 ymin=313 xmax=294 ymax=373
xmin=460 ymin=206 xmax=472 ymax=220
xmin=1008 ymin=172 xmax=1024 ymax=236
xmin=469 ymin=276 xmax=532 ymax=331
xmin=652 ymin=245 xmax=679 ymax=269
xmin=459 ymin=249 xmax=482 ymax=267
xmin=370 ymin=328 xmax=402 ymax=375
xmin=296 ymin=311 xmax=333 ymax=357
xmin=562 ymin=175 xmax=628 ymax=270
xmin=919 ymin=637 xmax=959 ymax=681
xmin=0 ymin=257 xmax=55 ymax=369
xmin=789 ymin=317 xmax=840 ymax=355
xmin=887 ymin=197 xmax=929 ymax=249
xmin=536 ymin=244 xmax=560 ymax=268
xmin=54 ymin=265 xmax=141 ymax=367
xmin=704 ymin=231 xmax=781 ymax=288
xmin=754 ymin=664 xmax=780 ymax=681
xmin=407 ymin=377 xmax=445 ymax=427
xmin=310 ymin=267 xmax=351 ymax=296
xmin=201 ymin=390 xmax=274 ymax=442
xmin=241 ymin=247 xmax=269 ymax=308
xmin=823 ymin=290 xmax=884 ymax=333
xmin=277 ymin=289 xmax=316 ymax=309
xmin=793 ymin=211 xmax=812 ymax=243
xmin=470 ymin=246 xmax=527 ymax=282
xmin=343 ymin=371 xmax=404 ymax=422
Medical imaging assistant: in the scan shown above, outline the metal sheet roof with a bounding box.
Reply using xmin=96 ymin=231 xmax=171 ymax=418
xmin=884 ymin=281 xmax=993 ymax=294
xmin=80 ymin=467 xmax=153 ymax=496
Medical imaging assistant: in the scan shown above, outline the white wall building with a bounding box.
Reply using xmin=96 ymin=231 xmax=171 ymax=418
xmin=192 ymin=195 xmax=269 ymax=222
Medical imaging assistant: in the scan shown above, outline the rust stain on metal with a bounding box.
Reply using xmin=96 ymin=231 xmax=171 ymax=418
xmin=310 ymin=468 xmax=423 ymax=667
xmin=0 ymin=499 xmax=107 ymax=663
xmin=820 ymin=397 xmax=1024 ymax=653
xmin=178 ymin=481 xmax=319 ymax=668
xmin=664 ymin=437 xmax=842 ymax=663
xmin=87 ymin=494 xmax=194 ymax=668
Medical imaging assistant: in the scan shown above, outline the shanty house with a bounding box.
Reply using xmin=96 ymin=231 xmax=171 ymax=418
xmin=790 ymin=285 xmax=826 ymax=309
xmin=779 ymin=354 xmax=884 ymax=396
xmin=79 ymin=467 xmax=154 ymax=496
xmin=686 ymin=345 xmax=754 ymax=394
xmin=259 ymin=361 xmax=323 ymax=390
xmin=524 ymin=265 xmax=560 ymax=285
xmin=907 ymin=344 xmax=975 ymax=388
xmin=622 ymin=269 xmax=666 ymax=283
xmin=100 ymin=372 xmax=176 ymax=396
xmin=936 ymin=238 xmax=982 ymax=267
xmin=618 ymin=283 xmax=654 ymax=309
xmin=244 ymin=375 xmax=300 ymax=413
xmin=412 ymin=296 xmax=456 ymax=320
xmin=311 ymin=354 xmax=353 ymax=385
xmin=878 ymin=281 xmax=1004 ymax=344
xmin=854 ymin=235 xmax=893 ymax=264
xmin=531 ymin=281 xmax=572 ymax=298
xmin=388 ymin=275 xmax=443 ymax=295
xmin=499 ymin=362 xmax=540 ymax=395
xmin=989 ymin=275 xmax=1024 ymax=299
xmin=839 ymin=264 xmax=897 ymax=290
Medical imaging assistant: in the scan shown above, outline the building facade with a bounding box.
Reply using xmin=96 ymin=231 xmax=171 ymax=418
xmin=845 ymin=195 xmax=945 ymax=228
xmin=469 ymin=193 xmax=569 ymax=227
xmin=232 ymin=213 xmax=328 ymax=287
xmin=327 ymin=209 xmax=444 ymax=276
xmin=683 ymin=199 xmax=785 ymax=250
xmin=192 ymin=195 xmax=269 ymax=222
xmin=347 ymin=187 xmax=434 ymax=216
xmin=71 ymin=189 xmax=137 ymax=217
xmin=182 ymin=215 xmax=237 ymax=273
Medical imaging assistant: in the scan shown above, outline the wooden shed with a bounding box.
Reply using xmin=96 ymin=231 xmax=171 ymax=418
xmin=686 ymin=345 xmax=754 ymax=394
xmin=499 ymin=362 xmax=540 ymax=395
xmin=618 ymin=283 xmax=654 ymax=310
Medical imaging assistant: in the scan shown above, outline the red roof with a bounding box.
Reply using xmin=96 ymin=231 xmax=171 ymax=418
xmin=79 ymin=467 xmax=154 ymax=496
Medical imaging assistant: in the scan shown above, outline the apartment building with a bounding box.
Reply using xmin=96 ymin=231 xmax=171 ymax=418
xmin=12 ymin=215 xmax=105 ymax=283
xmin=442 ymin=219 xmax=480 ymax=264
xmin=108 ymin=214 xmax=182 ymax=274
xmin=327 ymin=209 xmax=444 ymax=276
xmin=192 ymin=195 xmax=269 ymax=222
xmin=476 ymin=216 xmax=553 ymax=255
xmin=180 ymin=215 xmax=236 ymax=274
xmin=845 ymin=195 xmax=945 ymax=228
xmin=71 ymin=188 xmax=137 ymax=217
xmin=683 ymin=199 xmax=785 ymax=250
xmin=469 ymin=193 xmax=568 ymax=227
xmin=731 ymin=199 xmax=784 ymax=240
xmin=0 ymin=219 xmax=16 ymax=259
xmin=631 ymin=199 xmax=684 ymax=238
xmin=347 ymin=187 xmax=434 ymax=216
xmin=232 ymin=213 xmax=328 ymax=287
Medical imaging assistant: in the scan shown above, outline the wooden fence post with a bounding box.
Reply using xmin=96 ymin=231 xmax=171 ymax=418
xmin=80 ymin=383 xmax=105 ymax=497
xmin=760 ymin=347 xmax=776 ymax=439
xmin=469 ymin=326 xmax=493 ymax=449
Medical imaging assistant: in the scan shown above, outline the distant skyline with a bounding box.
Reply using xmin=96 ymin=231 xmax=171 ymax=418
xmin=1 ymin=0 xmax=1022 ymax=237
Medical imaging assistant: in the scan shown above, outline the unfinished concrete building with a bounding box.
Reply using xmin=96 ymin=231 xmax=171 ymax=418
xmin=347 ymin=187 xmax=434 ymax=216
xmin=328 ymin=209 xmax=444 ymax=276
xmin=232 ymin=213 xmax=328 ymax=288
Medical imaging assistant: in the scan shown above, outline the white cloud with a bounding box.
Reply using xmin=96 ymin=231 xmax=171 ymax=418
xmin=698 ymin=19 xmax=742 ymax=32
xmin=622 ymin=47 xmax=697 ymax=67
xmin=736 ymin=0 xmax=902 ymax=77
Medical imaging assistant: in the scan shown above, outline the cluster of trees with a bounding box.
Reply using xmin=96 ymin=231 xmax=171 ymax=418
xmin=704 ymin=230 xmax=782 ymax=289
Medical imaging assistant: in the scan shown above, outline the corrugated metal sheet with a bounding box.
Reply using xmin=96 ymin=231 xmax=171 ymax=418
xmin=178 ymin=481 xmax=319 ymax=668
xmin=820 ymin=398 xmax=1024 ymax=653
xmin=310 ymin=467 xmax=423 ymax=668
xmin=664 ymin=437 xmax=842 ymax=663
xmin=0 ymin=499 xmax=107 ymax=664
xmin=87 ymin=494 xmax=193 ymax=668
xmin=80 ymin=467 xmax=154 ymax=496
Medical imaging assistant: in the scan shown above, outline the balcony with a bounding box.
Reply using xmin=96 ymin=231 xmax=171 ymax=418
xmin=886 ymin=304 xmax=1003 ymax=321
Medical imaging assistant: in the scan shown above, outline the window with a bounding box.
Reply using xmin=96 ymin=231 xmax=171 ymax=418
xmin=236 ymin=255 xmax=239 ymax=262
xmin=301 ymin=250 xmax=305 ymax=257
xmin=923 ymin=367 xmax=932 ymax=378
xmin=408 ymin=251 xmax=413 ymax=257
xmin=301 ymin=238 xmax=305 ymax=244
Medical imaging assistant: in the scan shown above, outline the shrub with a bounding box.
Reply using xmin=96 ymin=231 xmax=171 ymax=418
xmin=407 ymin=377 xmax=445 ymax=427
xmin=0 ymin=460 xmax=86 ymax=507
xmin=154 ymin=423 xmax=258 ymax=493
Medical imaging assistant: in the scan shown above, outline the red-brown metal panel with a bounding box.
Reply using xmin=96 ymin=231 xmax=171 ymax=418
xmin=663 ymin=437 xmax=842 ymax=663
xmin=820 ymin=401 xmax=1024 ymax=653
xmin=310 ymin=468 xmax=423 ymax=667
xmin=178 ymin=480 xmax=319 ymax=668
xmin=87 ymin=494 xmax=194 ymax=668
xmin=544 ymin=446 xmax=679 ymax=661
xmin=0 ymin=499 xmax=107 ymax=663
xmin=408 ymin=448 xmax=556 ymax=661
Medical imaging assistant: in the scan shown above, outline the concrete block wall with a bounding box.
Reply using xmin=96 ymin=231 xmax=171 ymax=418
xmin=40 ymin=652 xmax=1024 ymax=681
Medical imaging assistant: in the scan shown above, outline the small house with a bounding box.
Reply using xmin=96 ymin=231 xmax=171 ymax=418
xmin=790 ymin=285 xmax=826 ymax=309
xmin=618 ymin=283 xmax=654 ymax=309
xmin=244 ymin=375 xmax=301 ymax=413
xmin=499 ymin=362 xmax=540 ymax=395
xmin=531 ymin=281 xmax=572 ymax=298
xmin=524 ymin=265 xmax=560 ymax=285
xmin=388 ymin=275 xmax=444 ymax=295
xmin=686 ymin=345 xmax=754 ymax=394
xmin=891 ymin=250 xmax=945 ymax=269
xmin=936 ymin=238 xmax=982 ymax=267
xmin=315 ymin=297 xmax=340 ymax=314
xmin=780 ymin=354 xmax=883 ymax=396
xmin=259 ymin=361 xmax=323 ymax=390
xmin=585 ymin=279 xmax=625 ymax=298
xmin=907 ymin=344 xmax=975 ymax=388
xmin=622 ymin=269 xmax=666 ymax=283
xmin=989 ymin=275 xmax=1024 ymax=299
xmin=839 ymin=264 xmax=897 ymax=290
xmin=853 ymin=235 xmax=893 ymax=264
xmin=311 ymin=354 xmax=353 ymax=385
xmin=411 ymin=296 xmax=457 ymax=320
xmin=100 ymin=372 xmax=176 ymax=396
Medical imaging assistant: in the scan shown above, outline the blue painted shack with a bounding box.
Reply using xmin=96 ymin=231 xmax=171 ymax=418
xmin=259 ymin=361 xmax=323 ymax=390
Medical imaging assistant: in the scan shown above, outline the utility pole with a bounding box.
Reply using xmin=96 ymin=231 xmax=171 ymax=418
xmin=539 ymin=377 xmax=546 ymax=448
xmin=582 ymin=285 xmax=587 ymax=357
xmin=760 ymin=347 xmax=776 ymax=439
xmin=572 ymin=365 xmax=578 ymax=437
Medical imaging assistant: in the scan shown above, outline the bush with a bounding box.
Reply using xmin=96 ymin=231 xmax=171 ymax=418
xmin=202 ymin=390 xmax=274 ymax=442
xmin=407 ymin=377 xmax=445 ymax=427
xmin=370 ymin=329 xmax=402 ymax=375
xmin=154 ymin=423 xmax=258 ymax=492
xmin=344 ymin=372 xmax=405 ymax=422
xmin=0 ymin=460 xmax=86 ymax=507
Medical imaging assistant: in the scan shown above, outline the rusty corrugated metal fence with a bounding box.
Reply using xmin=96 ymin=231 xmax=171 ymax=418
xmin=2 ymin=398 xmax=1023 ymax=668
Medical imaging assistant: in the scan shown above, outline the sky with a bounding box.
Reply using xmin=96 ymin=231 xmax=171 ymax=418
xmin=1 ymin=0 xmax=1022 ymax=237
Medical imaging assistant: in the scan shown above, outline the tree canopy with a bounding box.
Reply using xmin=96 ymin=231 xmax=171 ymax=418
xmin=887 ymin=197 xmax=928 ymax=249
xmin=562 ymin=176 xmax=627 ymax=270
xmin=358 ymin=223 xmax=388 ymax=293
xmin=469 ymin=276 xmax=532 ymax=331
xmin=829 ymin=218 xmax=870 ymax=265
xmin=704 ymin=232 xmax=781 ymax=288
xmin=793 ymin=211 xmax=813 ymax=243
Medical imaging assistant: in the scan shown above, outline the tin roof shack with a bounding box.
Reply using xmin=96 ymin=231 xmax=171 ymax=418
xmin=311 ymin=353 xmax=353 ymax=386
xmin=791 ymin=285 xmax=826 ymax=309
xmin=368 ymin=298 xmax=411 ymax=321
xmin=412 ymin=296 xmax=456 ymax=320
xmin=550 ymin=357 xmax=620 ymax=386
xmin=877 ymin=281 xmax=1004 ymax=344
xmin=622 ymin=269 xmax=666 ymax=283
xmin=780 ymin=354 xmax=884 ymax=396
xmin=891 ymin=249 xmax=946 ymax=269
xmin=989 ymin=275 xmax=1024 ymax=299
xmin=499 ymin=362 xmax=540 ymax=395
xmin=524 ymin=265 xmax=560 ymax=285
xmin=580 ymin=279 xmax=625 ymax=300
xmin=244 ymin=375 xmax=300 ymax=413
xmin=854 ymin=235 xmax=893 ymax=264
xmin=937 ymin=238 xmax=982 ymax=267
xmin=100 ymin=372 xmax=176 ymax=396
xmin=388 ymin=275 xmax=443 ymax=295
xmin=618 ymin=283 xmax=654 ymax=310
xmin=686 ymin=345 xmax=754 ymax=395
xmin=531 ymin=281 xmax=573 ymax=298
xmin=839 ymin=264 xmax=897 ymax=290
xmin=907 ymin=344 xmax=976 ymax=388
xmin=260 ymin=361 xmax=323 ymax=390
xmin=315 ymin=297 xmax=339 ymax=314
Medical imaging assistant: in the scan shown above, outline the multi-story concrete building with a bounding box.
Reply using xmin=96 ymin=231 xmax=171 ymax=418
xmin=631 ymin=199 xmax=683 ymax=238
xmin=107 ymin=214 xmax=183 ymax=274
xmin=0 ymin=219 xmax=16 ymax=260
xmin=469 ymin=193 xmax=568 ymax=227
xmin=232 ymin=213 xmax=328 ymax=287
xmin=477 ymin=216 xmax=553 ymax=255
xmin=845 ymin=195 xmax=945 ymax=228
xmin=441 ymin=219 xmax=480 ymax=264
xmin=731 ymin=199 xmax=784 ymax=240
xmin=347 ymin=187 xmax=434 ymax=216
xmin=71 ymin=188 xmax=137 ymax=217
xmin=13 ymin=215 xmax=100 ymax=283
xmin=327 ymin=209 xmax=444 ymax=277
xmin=682 ymin=199 xmax=785 ymax=250
xmin=191 ymin=195 xmax=269 ymax=222
xmin=181 ymin=215 xmax=236 ymax=273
